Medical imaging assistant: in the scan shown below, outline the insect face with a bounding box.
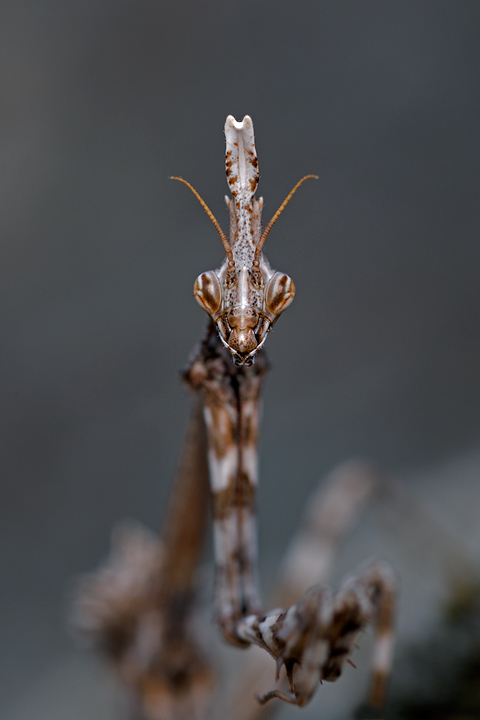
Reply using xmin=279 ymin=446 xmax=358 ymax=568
xmin=193 ymin=265 xmax=296 ymax=365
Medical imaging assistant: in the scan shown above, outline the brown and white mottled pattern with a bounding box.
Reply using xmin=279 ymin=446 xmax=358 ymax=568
xmin=235 ymin=561 xmax=395 ymax=708
xmin=185 ymin=325 xmax=267 ymax=645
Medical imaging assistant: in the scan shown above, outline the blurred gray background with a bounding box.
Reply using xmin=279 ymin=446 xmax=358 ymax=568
xmin=1 ymin=1 xmax=480 ymax=718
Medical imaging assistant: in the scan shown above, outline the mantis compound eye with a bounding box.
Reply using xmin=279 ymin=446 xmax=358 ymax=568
xmin=265 ymin=272 xmax=296 ymax=318
xmin=194 ymin=271 xmax=222 ymax=315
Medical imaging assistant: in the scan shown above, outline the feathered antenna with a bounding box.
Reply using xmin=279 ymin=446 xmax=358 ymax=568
xmin=254 ymin=174 xmax=318 ymax=264
xmin=171 ymin=176 xmax=234 ymax=265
